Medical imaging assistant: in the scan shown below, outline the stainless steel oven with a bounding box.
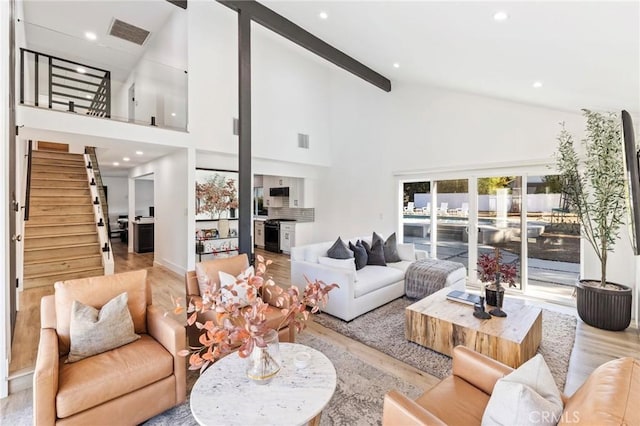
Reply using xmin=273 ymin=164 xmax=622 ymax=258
xmin=264 ymin=219 xmax=296 ymax=253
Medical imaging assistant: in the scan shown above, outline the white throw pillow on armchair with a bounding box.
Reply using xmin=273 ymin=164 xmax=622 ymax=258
xmin=482 ymin=354 xmax=563 ymax=426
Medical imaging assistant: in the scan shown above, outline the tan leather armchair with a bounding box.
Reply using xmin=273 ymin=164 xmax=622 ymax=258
xmin=34 ymin=270 xmax=186 ymax=426
xmin=383 ymin=345 xmax=639 ymax=426
xmin=184 ymin=254 xmax=295 ymax=347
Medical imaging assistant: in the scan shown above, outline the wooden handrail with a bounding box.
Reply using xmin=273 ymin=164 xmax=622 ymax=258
xmin=24 ymin=140 xmax=33 ymax=221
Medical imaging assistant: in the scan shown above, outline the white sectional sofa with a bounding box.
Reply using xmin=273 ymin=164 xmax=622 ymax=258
xmin=290 ymin=236 xmax=466 ymax=321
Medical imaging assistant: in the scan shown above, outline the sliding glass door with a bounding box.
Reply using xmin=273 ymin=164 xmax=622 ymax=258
xmin=399 ymin=172 xmax=578 ymax=302
xmin=476 ymin=176 xmax=522 ymax=290
xmin=434 ymin=179 xmax=469 ymax=270
xmin=525 ymin=175 xmax=579 ymax=298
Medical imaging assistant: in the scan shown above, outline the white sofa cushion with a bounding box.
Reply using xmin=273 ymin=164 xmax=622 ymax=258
xmin=386 ymin=260 xmax=413 ymax=274
xmin=304 ymin=242 xmax=332 ymax=263
xmin=396 ymin=243 xmax=416 ymax=262
xmin=354 ymin=266 xmax=404 ymax=298
xmin=318 ymin=256 xmax=357 ymax=280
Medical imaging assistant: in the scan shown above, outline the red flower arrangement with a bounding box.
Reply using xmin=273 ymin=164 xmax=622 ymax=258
xmin=477 ymin=247 xmax=518 ymax=288
xmin=173 ymin=255 xmax=338 ymax=371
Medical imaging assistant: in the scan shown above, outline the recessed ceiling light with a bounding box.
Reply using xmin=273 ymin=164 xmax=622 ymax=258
xmin=319 ymin=11 xmax=328 ymax=20
xmin=171 ymin=112 xmax=176 ymax=117
xmin=393 ymin=63 xmax=400 ymax=69
xmin=85 ymin=32 xmax=97 ymax=41
xmin=136 ymin=151 xmax=144 ymax=155
xmin=76 ymin=67 xmax=86 ymax=74
xmin=123 ymin=157 xmax=130 ymax=162
xmin=533 ymin=81 xmax=543 ymax=88
xmin=113 ymin=162 xmax=120 ymax=166
xmin=493 ymin=11 xmax=509 ymax=21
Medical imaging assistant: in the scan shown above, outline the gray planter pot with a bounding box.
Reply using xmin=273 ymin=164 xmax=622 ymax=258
xmin=576 ymin=280 xmax=632 ymax=331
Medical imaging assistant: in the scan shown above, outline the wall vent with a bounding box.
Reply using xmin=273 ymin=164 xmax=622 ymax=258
xmin=233 ymin=118 xmax=239 ymax=135
xmin=108 ymin=19 xmax=151 ymax=46
xmin=298 ymin=133 xmax=310 ymax=149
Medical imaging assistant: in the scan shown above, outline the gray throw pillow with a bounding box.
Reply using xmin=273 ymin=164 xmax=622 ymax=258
xmin=349 ymin=241 xmax=368 ymax=270
xmin=327 ymin=237 xmax=354 ymax=259
xmin=365 ymin=239 xmax=387 ymax=266
xmin=373 ymin=232 xmax=384 ymax=247
xmin=67 ymin=292 xmax=141 ymax=363
xmin=383 ymin=232 xmax=402 ymax=263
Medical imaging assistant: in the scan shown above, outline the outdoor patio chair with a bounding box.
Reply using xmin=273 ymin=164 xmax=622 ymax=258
xmin=438 ymin=202 xmax=449 ymax=214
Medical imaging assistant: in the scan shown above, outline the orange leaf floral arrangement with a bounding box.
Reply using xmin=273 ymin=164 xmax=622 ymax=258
xmin=173 ymin=255 xmax=338 ymax=371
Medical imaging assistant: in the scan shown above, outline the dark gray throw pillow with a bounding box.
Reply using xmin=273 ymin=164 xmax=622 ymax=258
xmin=327 ymin=237 xmax=353 ymax=259
xmin=365 ymin=238 xmax=386 ymax=266
xmin=349 ymin=241 xmax=368 ymax=270
xmin=383 ymin=232 xmax=402 ymax=263
xmin=373 ymin=232 xmax=385 ymax=247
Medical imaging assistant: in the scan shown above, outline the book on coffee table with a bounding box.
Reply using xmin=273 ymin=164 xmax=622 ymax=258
xmin=446 ymin=290 xmax=481 ymax=306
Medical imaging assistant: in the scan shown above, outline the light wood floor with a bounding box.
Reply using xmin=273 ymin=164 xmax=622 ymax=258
xmin=7 ymin=243 xmax=640 ymax=398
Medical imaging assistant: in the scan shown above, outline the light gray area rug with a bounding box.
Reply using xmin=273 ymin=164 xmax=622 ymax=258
xmin=145 ymin=332 xmax=422 ymax=426
xmin=315 ymin=297 xmax=577 ymax=392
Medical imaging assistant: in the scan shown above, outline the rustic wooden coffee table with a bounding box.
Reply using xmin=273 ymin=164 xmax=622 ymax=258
xmin=405 ymin=286 xmax=542 ymax=368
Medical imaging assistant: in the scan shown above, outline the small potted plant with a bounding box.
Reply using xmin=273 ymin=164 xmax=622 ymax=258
xmin=555 ymin=109 xmax=632 ymax=331
xmin=477 ymin=247 xmax=517 ymax=306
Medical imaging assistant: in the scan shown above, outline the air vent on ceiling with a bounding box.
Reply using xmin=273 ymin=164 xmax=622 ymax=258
xmin=108 ymin=19 xmax=151 ymax=46
xmin=298 ymin=133 xmax=310 ymax=149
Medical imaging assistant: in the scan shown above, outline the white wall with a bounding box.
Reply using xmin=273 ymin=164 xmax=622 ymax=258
xmin=135 ymin=179 xmax=154 ymax=216
xmin=118 ymin=7 xmax=188 ymax=129
xmin=102 ymin=176 xmax=128 ymax=218
xmin=129 ymin=149 xmax=189 ymax=275
xmin=1 ymin=0 xmax=11 ymax=397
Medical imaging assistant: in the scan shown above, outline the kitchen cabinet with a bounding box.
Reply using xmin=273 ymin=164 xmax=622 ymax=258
xmin=289 ymin=178 xmax=315 ymax=208
xmin=263 ymin=176 xmax=283 ymax=208
xmin=133 ymin=222 xmax=154 ymax=253
xmin=254 ymin=220 xmax=265 ymax=248
xmin=280 ymin=223 xmax=295 ymax=254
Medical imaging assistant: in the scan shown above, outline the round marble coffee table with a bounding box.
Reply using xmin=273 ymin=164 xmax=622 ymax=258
xmin=190 ymin=343 xmax=337 ymax=426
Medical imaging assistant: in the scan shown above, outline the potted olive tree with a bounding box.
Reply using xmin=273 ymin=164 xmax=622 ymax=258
xmin=555 ymin=109 xmax=632 ymax=331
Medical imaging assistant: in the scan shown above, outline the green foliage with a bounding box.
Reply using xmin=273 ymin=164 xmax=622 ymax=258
xmin=536 ymin=175 xmax=564 ymax=194
xmin=555 ymin=109 xmax=625 ymax=286
xmin=403 ymin=181 xmax=430 ymax=204
xmin=478 ymin=176 xmax=515 ymax=195
xmin=437 ymin=179 xmax=468 ymax=194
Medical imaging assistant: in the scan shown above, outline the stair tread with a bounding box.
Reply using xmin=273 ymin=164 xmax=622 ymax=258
xmin=31 ymin=186 xmax=89 ymax=189
xmin=24 ymin=242 xmax=98 ymax=251
xmin=24 ymin=254 xmax=102 ymax=266
xmin=24 ymin=266 xmax=104 ymax=280
xmin=32 ymin=177 xmax=87 ymax=180
xmin=25 ymin=232 xmax=97 ymax=239
xmin=26 ymin=222 xmax=95 ymax=227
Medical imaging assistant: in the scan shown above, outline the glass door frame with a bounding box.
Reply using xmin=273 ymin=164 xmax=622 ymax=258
xmin=397 ymin=163 xmax=573 ymax=298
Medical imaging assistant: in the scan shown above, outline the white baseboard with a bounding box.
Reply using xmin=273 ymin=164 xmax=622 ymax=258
xmin=153 ymin=259 xmax=186 ymax=276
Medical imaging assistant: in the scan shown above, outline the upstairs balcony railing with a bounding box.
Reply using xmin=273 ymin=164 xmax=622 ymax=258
xmin=20 ymin=48 xmax=111 ymax=118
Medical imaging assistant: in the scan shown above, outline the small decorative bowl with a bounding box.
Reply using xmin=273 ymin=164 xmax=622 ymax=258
xmin=294 ymin=351 xmax=311 ymax=369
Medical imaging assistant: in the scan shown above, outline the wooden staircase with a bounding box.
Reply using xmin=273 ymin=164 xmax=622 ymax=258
xmin=23 ymin=150 xmax=104 ymax=289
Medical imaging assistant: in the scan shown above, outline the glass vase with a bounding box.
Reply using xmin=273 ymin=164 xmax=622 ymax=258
xmin=246 ymin=329 xmax=281 ymax=385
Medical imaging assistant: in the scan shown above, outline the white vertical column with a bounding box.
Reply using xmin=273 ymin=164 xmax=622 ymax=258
xmin=430 ymin=181 xmax=437 ymax=259
xmin=0 ymin=0 xmax=10 ymax=399
xmin=520 ymin=175 xmax=528 ymax=292
xmin=468 ymin=177 xmax=478 ymax=284
xmin=128 ymin=177 xmax=135 ymax=253
xmin=187 ymin=148 xmax=196 ymax=269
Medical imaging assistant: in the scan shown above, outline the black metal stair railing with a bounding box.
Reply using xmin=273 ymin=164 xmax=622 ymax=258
xmin=20 ymin=48 xmax=111 ymax=118
xmin=85 ymin=146 xmax=111 ymax=234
